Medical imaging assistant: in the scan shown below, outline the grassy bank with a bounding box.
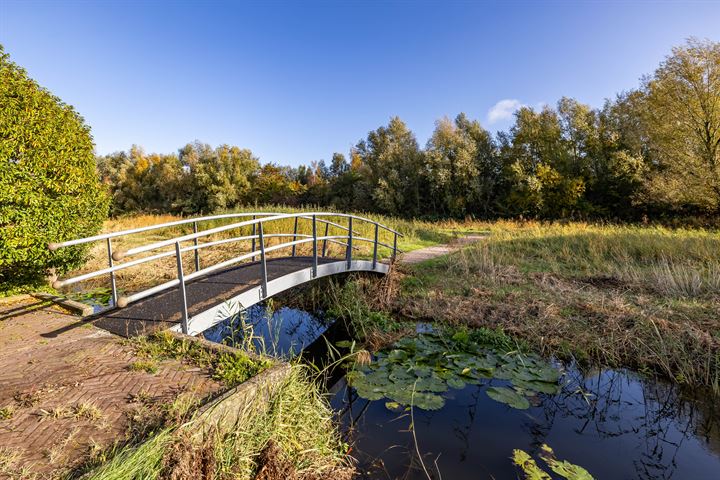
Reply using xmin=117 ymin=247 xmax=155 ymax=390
xmin=397 ymin=221 xmax=720 ymax=390
xmin=72 ymin=332 xmax=350 ymax=479
xmin=81 ymin=365 xmax=351 ymax=480
xmin=303 ymin=220 xmax=720 ymax=392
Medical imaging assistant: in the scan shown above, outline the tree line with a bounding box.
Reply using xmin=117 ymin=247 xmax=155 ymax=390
xmin=99 ymin=39 xmax=719 ymax=221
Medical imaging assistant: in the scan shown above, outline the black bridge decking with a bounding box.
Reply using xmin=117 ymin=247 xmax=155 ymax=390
xmin=93 ymin=256 xmax=339 ymax=337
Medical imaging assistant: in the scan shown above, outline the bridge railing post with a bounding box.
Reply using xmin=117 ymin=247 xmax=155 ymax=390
xmin=392 ymin=232 xmax=398 ymax=264
xmin=192 ymin=221 xmax=200 ymax=271
xmin=322 ymin=222 xmax=329 ymax=257
xmin=291 ymin=217 xmax=298 ymax=257
xmin=251 ymin=215 xmax=257 ymax=262
xmin=372 ymin=223 xmax=379 ymax=269
xmin=312 ymin=215 xmax=318 ymax=277
xmin=175 ymin=241 xmax=189 ymax=334
xmin=106 ymin=238 xmax=118 ymax=306
xmin=258 ymin=222 xmax=268 ymax=298
xmin=346 ymin=217 xmax=353 ymax=269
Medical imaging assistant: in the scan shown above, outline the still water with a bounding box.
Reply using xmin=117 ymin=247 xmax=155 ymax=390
xmin=207 ymin=305 xmax=720 ymax=479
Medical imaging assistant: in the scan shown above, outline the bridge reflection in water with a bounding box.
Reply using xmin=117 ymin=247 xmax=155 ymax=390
xmin=49 ymin=212 xmax=401 ymax=336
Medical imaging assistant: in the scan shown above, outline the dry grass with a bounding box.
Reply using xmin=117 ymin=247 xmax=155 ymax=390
xmin=82 ymin=365 xmax=352 ymax=480
xmin=39 ymin=402 xmax=104 ymax=423
xmin=391 ymin=220 xmax=720 ymax=390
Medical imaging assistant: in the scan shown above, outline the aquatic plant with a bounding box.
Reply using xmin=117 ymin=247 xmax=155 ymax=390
xmin=346 ymin=332 xmax=560 ymax=410
xmin=513 ymin=444 xmax=594 ymax=480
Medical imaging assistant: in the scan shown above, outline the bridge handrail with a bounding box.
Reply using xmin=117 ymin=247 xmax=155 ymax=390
xmin=115 ymin=234 xmax=391 ymax=308
xmin=47 ymin=212 xmax=400 ymax=250
xmin=110 ymin=212 xmax=401 ymax=260
xmin=49 ymin=212 xmax=402 ymax=333
xmin=51 ymin=233 xmax=378 ymax=289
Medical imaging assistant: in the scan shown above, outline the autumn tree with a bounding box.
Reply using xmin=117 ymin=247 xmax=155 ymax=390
xmin=354 ymin=117 xmax=425 ymax=216
xmin=641 ymin=38 xmax=720 ymax=213
xmin=425 ymin=113 xmax=498 ymax=217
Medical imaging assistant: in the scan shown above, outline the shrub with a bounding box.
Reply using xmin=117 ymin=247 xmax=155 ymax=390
xmin=0 ymin=45 xmax=108 ymax=290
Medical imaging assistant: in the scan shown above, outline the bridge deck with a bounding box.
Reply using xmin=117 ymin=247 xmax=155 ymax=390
xmin=93 ymin=256 xmax=341 ymax=336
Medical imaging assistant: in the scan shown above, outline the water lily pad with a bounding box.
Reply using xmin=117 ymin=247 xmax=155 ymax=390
xmin=414 ymin=375 xmax=448 ymax=393
xmin=447 ymin=376 xmax=466 ymax=389
xmin=388 ymin=349 xmax=409 ymax=362
xmin=486 ymin=386 xmax=531 ymax=409
xmin=348 ymin=330 xmax=560 ymax=412
xmin=410 ymin=392 xmax=445 ymax=410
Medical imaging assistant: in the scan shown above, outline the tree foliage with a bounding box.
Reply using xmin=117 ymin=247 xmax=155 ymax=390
xmin=0 ymin=45 xmax=108 ymax=285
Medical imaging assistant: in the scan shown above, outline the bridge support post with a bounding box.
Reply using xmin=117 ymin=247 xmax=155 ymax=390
xmin=192 ymin=221 xmax=200 ymax=271
xmin=312 ymin=215 xmax=318 ymax=277
xmin=175 ymin=242 xmax=190 ymax=334
xmin=392 ymin=232 xmax=398 ymax=264
xmin=372 ymin=223 xmax=379 ymax=269
xmin=106 ymin=238 xmax=118 ymax=306
xmin=258 ymin=223 xmax=268 ymax=298
xmin=346 ymin=217 xmax=353 ymax=269
xmin=291 ymin=217 xmax=298 ymax=257
xmin=322 ymin=222 xmax=329 ymax=257
xmin=251 ymin=215 xmax=256 ymax=262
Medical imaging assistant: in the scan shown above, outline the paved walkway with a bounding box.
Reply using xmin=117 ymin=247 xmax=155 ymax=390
xmin=398 ymin=233 xmax=487 ymax=265
xmin=0 ymin=297 xmax=222 ymax=477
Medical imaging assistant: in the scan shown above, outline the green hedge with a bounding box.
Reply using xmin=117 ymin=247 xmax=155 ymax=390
xmin=0 ymin=45 xmax=108 ymax=290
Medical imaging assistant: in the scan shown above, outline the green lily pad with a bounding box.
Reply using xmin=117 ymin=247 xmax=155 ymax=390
xmin=486 ymin=386 xmax=531 ymax=409
xmin=348 ymin=330 xmax=560 ymax=412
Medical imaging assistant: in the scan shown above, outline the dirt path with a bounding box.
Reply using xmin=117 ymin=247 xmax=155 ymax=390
xmin=0 ymin=297 xmax=222 ymax=477
xmin=398 ymin=233 xmax=487 ymax=265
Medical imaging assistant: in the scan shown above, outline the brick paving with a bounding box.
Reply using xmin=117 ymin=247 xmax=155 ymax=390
xmin=0 ymin=298 xmax=222 ymax=478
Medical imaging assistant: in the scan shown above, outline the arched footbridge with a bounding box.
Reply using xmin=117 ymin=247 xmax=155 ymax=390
xmin=49 ymin=213 xmax=401 ymax=336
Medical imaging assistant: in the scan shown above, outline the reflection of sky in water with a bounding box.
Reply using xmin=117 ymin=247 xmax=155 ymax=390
xmin=203 ymin=304 xmax=332 ymax=358
xmin=337 ymin=366 xmax=720 ymax=480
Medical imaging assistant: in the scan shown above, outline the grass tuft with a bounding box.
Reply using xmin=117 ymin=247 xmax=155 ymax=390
xmin=128 ymin=360 xmax=158 ymax=374
xmin=0 ymin=406 xmax=14 ymax=420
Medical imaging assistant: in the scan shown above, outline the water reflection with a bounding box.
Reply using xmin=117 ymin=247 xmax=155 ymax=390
xmin=203 ymin=305 xmax=720 ymax=479
xmin=202 ymin=304 xmax=332 ymax=358
xmin=335 ymin=365 xmax=720 ymax=479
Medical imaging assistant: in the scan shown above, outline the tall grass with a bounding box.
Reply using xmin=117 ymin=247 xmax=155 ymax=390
xmin=81 ymin=365 xmax=349 ymax=479
xmin=400 ymin=220 xmax=720 ymax=390
xmin=475 ymin=220 xmax=720 ymax=298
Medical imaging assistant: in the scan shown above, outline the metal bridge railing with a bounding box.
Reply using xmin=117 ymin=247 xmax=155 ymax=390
xmin=49 ymin=212 xmax=403 ymax=334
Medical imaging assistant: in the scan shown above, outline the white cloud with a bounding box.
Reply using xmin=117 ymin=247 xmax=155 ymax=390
xmin=487 ymin=99 xmax=524 ymax=124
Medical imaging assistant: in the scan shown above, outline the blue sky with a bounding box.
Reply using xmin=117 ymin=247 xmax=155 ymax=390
xmin=1 ymin=1 xmax=719 ymax=166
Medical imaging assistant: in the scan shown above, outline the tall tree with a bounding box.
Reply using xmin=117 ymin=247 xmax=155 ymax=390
xmin=642 ymin=38 xmax=720 ymax=213
xmin=499 ymin=106 xmax=585 ymax=218
xmin=354 ymin=117 xmax=425 ymax=216
xmin=425 ymin=113 xmax=498 ymax=217
xmin=181 ymin=142 xmax=260 ymax=212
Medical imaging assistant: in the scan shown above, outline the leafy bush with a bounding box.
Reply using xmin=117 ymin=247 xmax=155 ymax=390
xmin=0 ymin=45 xmax=108 ymax=290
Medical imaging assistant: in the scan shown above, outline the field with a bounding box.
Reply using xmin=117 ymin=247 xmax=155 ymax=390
xmin=394 ymin=220 xmax=720 ymax=391
xmin=58 ymin=210 xmax=720 ymax=391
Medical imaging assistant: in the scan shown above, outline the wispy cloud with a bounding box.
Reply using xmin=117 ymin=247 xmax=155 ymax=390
xmin=487 ymin=99 xmax=524 ymax=124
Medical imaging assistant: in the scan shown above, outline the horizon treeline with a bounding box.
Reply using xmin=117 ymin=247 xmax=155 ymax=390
xmin=97 ymin=38 xmax=719 ymax=222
